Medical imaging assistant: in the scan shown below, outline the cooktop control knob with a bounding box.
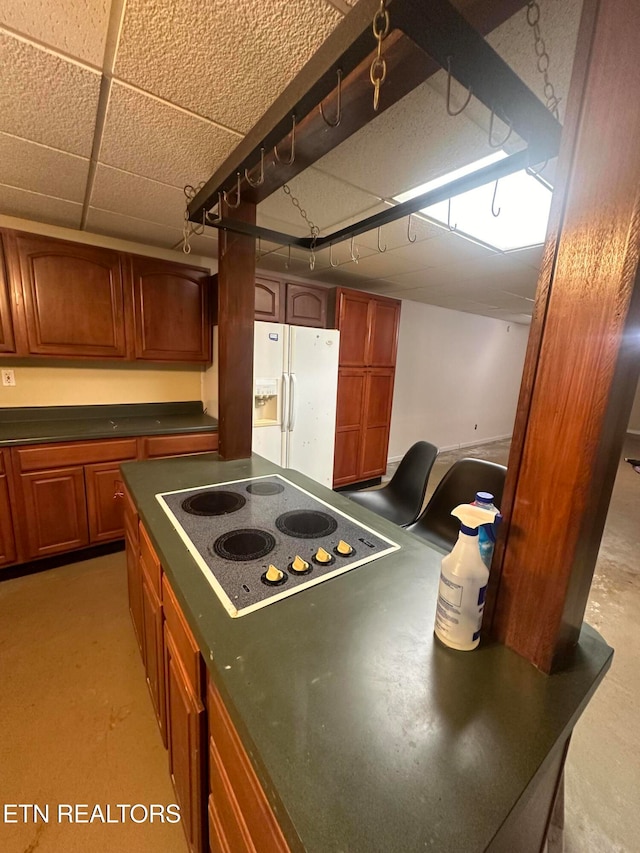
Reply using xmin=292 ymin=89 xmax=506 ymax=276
xmin=263 ymin=564 xmax=286 ymax=585
xmin=290 ymin=555 xmax=310 ymax=574
xmin=314 ymin=546 xmax=334 ymax=565
xmin=336 ymin=540 xmax=354 ymax=556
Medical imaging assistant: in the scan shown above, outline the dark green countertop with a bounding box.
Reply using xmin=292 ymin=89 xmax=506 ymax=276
xmin=0 ymin=402 xmax=218 ymax=447
xmin=121 ymin=453 xmax=613 ymax=853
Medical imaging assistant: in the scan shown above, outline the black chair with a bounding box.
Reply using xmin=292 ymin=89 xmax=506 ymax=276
xmin=342 ymin=441 xmax=439 ymax=527
xmin=405 ymin=458 xmax=507 ymax=551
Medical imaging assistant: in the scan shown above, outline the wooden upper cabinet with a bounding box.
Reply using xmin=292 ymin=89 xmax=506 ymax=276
xmin=0 ymin=235 xmax=17 ymax=354
xmin=368 ymin=299 xmax=400 ymax=367
xmin=255 ymin=276 xmax=284 ymax=323
xmin=336 ymin=290 xmax=371 ymax=365
xmin=131 ymin=256 xmax=211 ymax=363
xmin=284 ymin=282 xmax=330 ymax=328
xmin=13 ymin=233 xmax=127 ymax=358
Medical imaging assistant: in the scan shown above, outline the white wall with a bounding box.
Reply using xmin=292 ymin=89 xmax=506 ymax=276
xmin=389 ymin=300 xmax=530 ymax=459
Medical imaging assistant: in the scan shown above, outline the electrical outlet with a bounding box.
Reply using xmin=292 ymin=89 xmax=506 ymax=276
xmin=2 ymin=369 xmax=16 ymax=387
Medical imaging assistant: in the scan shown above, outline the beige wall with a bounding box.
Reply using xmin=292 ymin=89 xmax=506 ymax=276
xmin=629 ymin=376 xmax=640 ymax=433
xmin=389 ymin=300 xmax=530 ymax=459
xmin=0 ymin=214 xmax=216 ymax=410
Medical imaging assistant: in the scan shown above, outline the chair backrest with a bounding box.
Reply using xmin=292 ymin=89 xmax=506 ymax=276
xmin=407 ymin=457 xmax=507 ymax=551
xmin=387 ymin=441 xmax=439 ymax=521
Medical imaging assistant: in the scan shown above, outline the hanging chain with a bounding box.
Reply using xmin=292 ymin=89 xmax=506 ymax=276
xmin=282 ymin=183 xmax=320 ymax=269
xmin=526 ymin=1 xmax=560 ymax=119
xmin=369 ymin=0 xmax=389 ymax=111
xmin=182 ymin=183 xmax=205 ymax=254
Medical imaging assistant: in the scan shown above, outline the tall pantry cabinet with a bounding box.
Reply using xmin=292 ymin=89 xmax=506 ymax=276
xmin=333 ymin=289 xmax=401 ymax=488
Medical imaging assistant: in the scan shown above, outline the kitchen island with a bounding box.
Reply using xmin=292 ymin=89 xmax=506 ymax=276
xmin=121 ymin=451 xmax=613 ymax=853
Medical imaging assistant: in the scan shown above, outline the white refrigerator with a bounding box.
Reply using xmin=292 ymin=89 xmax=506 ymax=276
xmin=252 ymin=321 xmax=340 ymax=487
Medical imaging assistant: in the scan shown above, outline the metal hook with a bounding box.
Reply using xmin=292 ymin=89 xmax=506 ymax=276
xmin=273 ymin=115 xmax=296 ymax=165
xmin=319 ymin=69 xmax=343 ymax=128
xmin=245 ymin=147 xmax=265 ymax=187
xmin=407 ymin=214 xmax=417 ymax=243
xmin=377 ymin=226 xmax=387 ymax=253
xmin=447 ymin=198 xmax=457 ymax=232
xmin=491 ymin=180 xmax=501 ymax=217
xmin=488 ymin=108 xmax=513 ymax=148
xmin=446 ymin=56 xmax=473 ymax=117
xmin=350 ymin=235 xmax=360 ymax=264
xmin=329 ymin=243 xmax=339 ymax=268
xmin=222 ymin=172 xmax=242 ymax=209
xmin=205 ymin=192 xmax=224 ymax=226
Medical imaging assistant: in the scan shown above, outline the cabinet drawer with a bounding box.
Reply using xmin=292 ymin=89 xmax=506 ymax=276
xmin=143 ymin=432 xmax=218 ymax=459
xmin=139 ymin=524 xmax=162 ymax=598
xmin=207 ymin=679 xmax=290 ymax=853
xmin=162 ymin=575 xmax=203 ymax=697
xmin=123 ymin=485 xmax=138 ymax=545
xmin=13 ymin=438 xmax=137 ymax=472
xmin=208 ymin=748 xmax=254 ymax=853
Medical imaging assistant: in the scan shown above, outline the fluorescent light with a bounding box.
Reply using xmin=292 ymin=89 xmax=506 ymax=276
xmin=394 ymin=153 xmax=553 ymax=252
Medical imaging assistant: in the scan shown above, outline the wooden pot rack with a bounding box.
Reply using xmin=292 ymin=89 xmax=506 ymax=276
xmin=188 ymin=0 xmax=562 ymax=250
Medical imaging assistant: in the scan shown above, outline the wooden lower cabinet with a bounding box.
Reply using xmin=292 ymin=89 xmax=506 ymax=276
xmin=0 ymin=452 xmax=17 ymax=566
xmin=333 ymin=367 xmax=395 ymax=487
xmin=86 ymin=460 xmax=135 ymax=543
xmin=141 ymin=559 xmax=166 ymax=746
xmin=125 ymin=527 xmax=144 ymax=657
xmin=18 ymin=466 xmax=89 ymax=559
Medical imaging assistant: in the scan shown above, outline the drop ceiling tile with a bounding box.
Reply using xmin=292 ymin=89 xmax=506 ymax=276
xmin=315 ymin=80 xmax=495 ymax=199
xmin=115 ymin=0 xmax=342 ymax=132
xmin=85 ymin=207 xmax=184 ymax=249
xmin=0 ymin=34 xmax=101 ymax=156
xmin=185 ymin=232 xmax=218 ymax=260
xmin=0 ymin=133 xmax=89 ymax=202
xmin=487 ymin=290 xmax=536 ymax=311
xmin=0 ymin=184 xmax=82 ymax=228
xmin=506 ymin=245 xmax=545 ymax=270
xmin=258 ymin=169 xmax=379 ymax=233
xmin=91 ymin=165 xmax=186 ymax=229
xmin=0 ymin=0 xmax=112 ymax=66
xmin=99 ymin=83 xmax=241 ymax=188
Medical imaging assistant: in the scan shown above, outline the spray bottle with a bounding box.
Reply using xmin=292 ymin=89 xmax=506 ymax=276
xmin=473 ymin=491 xmax=502 ymax=569
xmin=434 ymin=503 xmax=499 ymax=651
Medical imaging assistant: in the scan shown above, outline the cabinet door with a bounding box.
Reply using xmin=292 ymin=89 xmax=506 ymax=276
xmin=0 ymin=235 xmax=17 ymax=354
xmin=367 ymin=298 xmax=400 ymax=367
xmin=19 ymin=466 xmax=89 ymax=559
xmin=131 ymin=256 xmax=211 ymax=362
xmin=333 ymin=368 xmax=366 ymax=487
xmin=14 ymin=233 xmax=127 ymax=358
xmin=165 ymin=627 xmax=206 ymax=853
xmin=85 ymin=462 xmax=133 ymax=544
xmin=255 ymin=276 xmax=284 ymax=323
xmin=0 ymin=454 xmax=17 ymax=567
xmin=126 ymin=529 xmax=144 ymax=658
xmin=284 ymin=282 xmax=328 ymax=328
xmin=336 ymin=289 xmax=370 ymax=366
xmin=141 ymin=562 xmax=167 ymax=746
xmin=359 ymin=369 xmax=395 ymax=480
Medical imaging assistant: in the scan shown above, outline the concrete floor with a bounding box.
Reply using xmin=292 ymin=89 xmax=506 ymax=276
xmin=0 ymin=435 xmax=638 ymax=852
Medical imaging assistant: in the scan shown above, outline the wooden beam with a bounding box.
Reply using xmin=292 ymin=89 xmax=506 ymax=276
xmin=487 ymin=0 xmax=640 ymax=673
xmin=216 ymin=200 xmax=256 ymax=461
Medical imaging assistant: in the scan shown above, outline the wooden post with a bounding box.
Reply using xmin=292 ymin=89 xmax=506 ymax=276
xmin=488 ymin=0 xmax=640 ymax=672
xmin=217 ymin=200 xmax=256 ymax=460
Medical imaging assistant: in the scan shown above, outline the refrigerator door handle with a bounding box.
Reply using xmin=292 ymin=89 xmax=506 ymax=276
xmin=281 ymin=373 xmax=290 ymax=432
xmin=289 ymin=373 xmax=297 ymax=432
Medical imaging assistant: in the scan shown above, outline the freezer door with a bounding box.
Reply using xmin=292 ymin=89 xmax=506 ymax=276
xmin=252 ymin=322 xmax=288 ymax=465
xmin=286 ymin=326 xmax=340 ymax=486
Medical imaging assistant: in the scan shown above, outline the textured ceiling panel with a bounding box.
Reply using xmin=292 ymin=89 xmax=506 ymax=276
xmin=91 ymin=165 xmax=187 ymax=229
xmin=115 ymin=0 xmax=342 ymax=132
xmin=99 ymin=83 xmax=241 ymax=188
xmin=0 ymin=33 xmax=101 ymax=156
xmin=85 ymin=206 xmax=184 ymax=249
xmin=0 ymin=0 xmax=112 ymax=65
xmin=314 ymin=80 xmax=495 ymax=199
xmin=0 ymin=184 xmax=82 ymax=228
xmin=258 ymin=168 xmax=379 ymax=232
xmin=0 ymin=133 xmax=89 ymax=202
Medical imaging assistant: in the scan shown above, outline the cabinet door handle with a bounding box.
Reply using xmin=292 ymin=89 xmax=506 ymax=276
xmin=113 ymin=481 xmax=124 ymax=499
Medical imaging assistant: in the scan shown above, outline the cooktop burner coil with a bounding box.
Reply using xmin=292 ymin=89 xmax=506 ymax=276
xmin=181 ymin=490 xmax=246 ymax=517
xmin=212 ymin=528 xmax=276 ymax=562
xmin=245 ymin=481 xmax=285 ymax=496
xmin=275 ymin=510 xmax=338 ymax=539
